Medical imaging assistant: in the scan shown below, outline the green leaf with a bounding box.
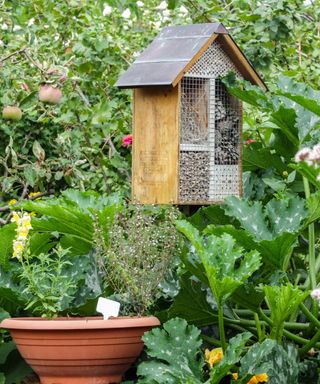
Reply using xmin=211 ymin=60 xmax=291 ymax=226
xmin=277 ymin=76 xmax=320 ymax=117
xmin=168 ymin=274 xmax=216 ymax=327
xmin=265 ymin=196 xmax=307 ymax=236
xmin=32 ymin=140 xmax=45 ymax=161
xmin=168 ymin=0 xmax=179 ymax=9
xmin=290 ymin=162 xmax=320 ymax=189
xmin=23 ymin=165 xmax=37 ymax=187
xmin=243 ymin=145 xmax=286 ymax=173
xmin=180 ymin=246 xmax=209 ymax=286
xmin=189 ymin=205 xmax=232 ymax=231
xmin=19 ymin=90 xmax=37 ymax=107
xmin=0 ymin=348 xmax=33 ymax=384
xmin=138 ymin=318 xmax=204 ymax=384
xmin=29 ymin=232 xmax=55 ymax=255
xmin=0 ymin=342 xmax=16 ymax=365
xmin=205 ymin=224 xmax=293 ymax=271
xmin=209 ymin=332 xmax=252 ymax=384
xmin=262 ymin=177 xmax=286 ymax=191
xmin=224 ymin=196 xmax=307 ymax=241
xmin=204 ymin=225 xmax=257 ymax=251
xmin=305 ymin=191 xmax=320 ymax=226
xmin=0 ymin=224 xmax=15 ymax=268
xmin=264 ymin=284 xmax=309 ymax=340
xmin=238 ymin=339 xmax=303 ymax=384
xmin=176 ymin=221 xmax=261 ymax=306
xmin=223 ymin=76 xmax=269 ymax=108
xmin=257 ymin=233 xmax=297 ymax=269
xmin=270 ymin=106 xmax=299 ymax=146
xmin=238 ymin=339 xmax=277 ymax=382
xmin=231 ymin=283 xmax=264 ymax=312
xmin=223 ymin=197 xmax=271 ymax=241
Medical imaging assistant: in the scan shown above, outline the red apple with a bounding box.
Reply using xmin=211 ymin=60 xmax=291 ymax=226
xmin=39 ymin=85 xmax=62 ymax=104
xmin=2 ymin=106 xmax=22 ymax=121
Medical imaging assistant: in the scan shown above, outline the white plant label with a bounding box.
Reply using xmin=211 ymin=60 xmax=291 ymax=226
xmin=96 ymin=297 xmax=120 ymax=320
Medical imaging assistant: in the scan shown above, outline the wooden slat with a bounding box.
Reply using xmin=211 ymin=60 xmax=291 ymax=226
xmin=132 ymin=86 xmax=180 ymax=204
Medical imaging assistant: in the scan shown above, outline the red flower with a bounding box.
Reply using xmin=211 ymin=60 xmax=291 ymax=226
xmin=244 ymin=139 xmax=256 ymax=145
xmin=122 ymin=134 xmax=133 ymax=147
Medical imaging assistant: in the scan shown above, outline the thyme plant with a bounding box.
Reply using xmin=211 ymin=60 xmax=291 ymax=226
xmin=95 ymin=205 xmax=181 ymax=316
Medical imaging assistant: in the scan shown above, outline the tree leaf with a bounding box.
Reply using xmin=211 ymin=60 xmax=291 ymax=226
xmin=32 ymin=140 xmax=45 ymax=161
xmin=277 ymin=75 xmax=320 ymax=117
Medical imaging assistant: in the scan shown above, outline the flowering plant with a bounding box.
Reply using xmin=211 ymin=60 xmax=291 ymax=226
xmin=295 ymin=144 xmax=320 ymax=180
xmin=11 ymin=211 xmax=32 ymax=259
xmin=122 ymin=134 xmax=133 ymax=147
xmin=9 ymin=210 xmax=101 ymax=318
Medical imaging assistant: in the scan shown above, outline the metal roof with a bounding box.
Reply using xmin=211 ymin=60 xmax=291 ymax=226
xmin=116 ymin=23 xmax=266 ymax=89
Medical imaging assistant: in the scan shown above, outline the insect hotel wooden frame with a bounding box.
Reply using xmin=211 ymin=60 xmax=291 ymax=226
xmin=117 ymin=23 xmax=266 ymax=204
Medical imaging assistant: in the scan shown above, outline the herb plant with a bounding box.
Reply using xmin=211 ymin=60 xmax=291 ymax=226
xmin=95 ymin=205 xmax=181 ymax=316
xmin=20 ymin=246 xmax=77 ymax=318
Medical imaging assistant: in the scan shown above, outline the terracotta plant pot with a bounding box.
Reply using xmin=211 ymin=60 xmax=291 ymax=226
xmin=1 ymin=316 xmax=160 ymax=384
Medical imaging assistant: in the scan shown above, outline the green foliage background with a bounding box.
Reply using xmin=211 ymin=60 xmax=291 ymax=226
xmin=0 ymin=0 xmax=319 ymax=209
xmin=2 ymin=1 xmax=320 ymax=383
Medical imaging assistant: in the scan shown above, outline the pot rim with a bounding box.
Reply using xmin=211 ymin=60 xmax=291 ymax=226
xmin=1 ymin=315 xmax=160 ymax=330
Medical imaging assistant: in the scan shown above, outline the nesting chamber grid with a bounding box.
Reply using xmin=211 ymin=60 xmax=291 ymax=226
xmin=179 ymin=40 xmax=242 ymax=202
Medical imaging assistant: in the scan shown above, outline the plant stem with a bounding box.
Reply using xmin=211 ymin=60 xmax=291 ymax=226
xmin=283 ymin=329 xmax=315 ymax=346
xmin=218 ymin=305 xmax=227 ymax=352
xmin=254 ymin=312 xmax=263 ymax=342
xmin=299 ymin=328 xmax=320 ymax=356
xmin=224 ymin=315 xmax=308 ymax=330
xmin=202 ymin=334 xmax=221 ymax=347
xmin=258 ymin=308 xmax=319 ymax=346
xmin=299 ymin=303 xmax=320 ymax=328
xmin=303 ymin=176 xmax=316 ymax=290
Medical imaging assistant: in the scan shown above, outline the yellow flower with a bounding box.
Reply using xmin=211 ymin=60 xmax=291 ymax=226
xmin=17 ymin=229 xmax=29 ymax=239
xmin=8 ymin=199 xmax=17 ymax=206
xmin=248 ymin=373 xmax=268 ymax=384
xmin=28 ymin=191 xmax=41 ymax=200
xmin=11 ymin=211 xmax=32 ymax=259
xmin=231 ymin=372 xmax=268 ymax=383
xmin=11 ymin=212 xmax=20 ymax=223
xmin=13 ymin=241 xmax=24 ymax=259
xmin=29 ymin=211 xmax=37 ymax=217
xmin=205 ymin=348 xmax=223 ymax=367
xmin=21 ymin=221 xmax=32 ymax=231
